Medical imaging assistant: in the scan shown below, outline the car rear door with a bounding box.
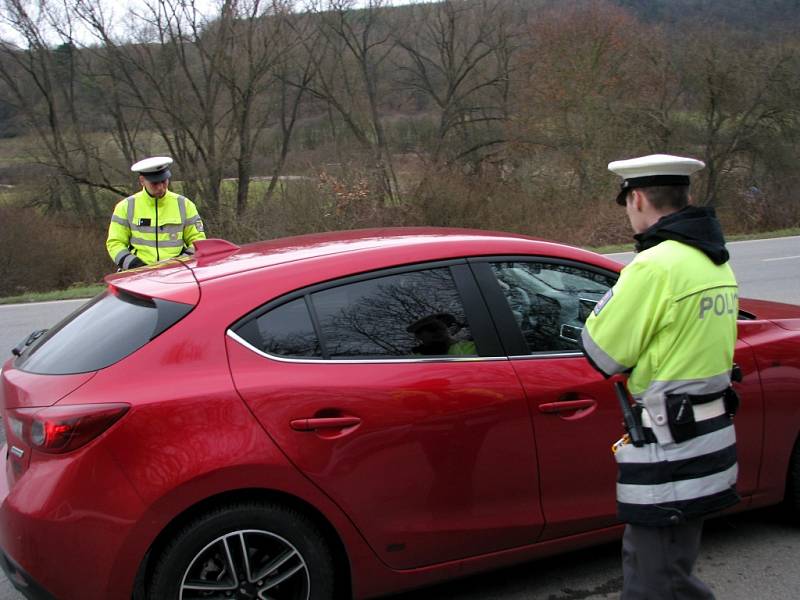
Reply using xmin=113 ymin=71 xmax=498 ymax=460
xmin=226 ymin=261 xmax=545 ymax=569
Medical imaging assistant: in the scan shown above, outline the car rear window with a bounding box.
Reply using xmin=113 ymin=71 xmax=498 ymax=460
xmin=14 ymin=290 xmax=193 ymax=375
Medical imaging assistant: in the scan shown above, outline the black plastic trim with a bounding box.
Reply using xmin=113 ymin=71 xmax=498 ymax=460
xmin=450 ymin=263 xmax=504 ymax=357
xmin=152 ymin=297 xmax=195 ymax=338
xmin=0 ymin=548 xmax=57 ymax=600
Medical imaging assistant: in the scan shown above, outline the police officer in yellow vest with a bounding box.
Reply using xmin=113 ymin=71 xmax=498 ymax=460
xmin=581 ymin=154 xmax=739 ymax=600
xmin=106 ymin=156 xmax=206 ymax=270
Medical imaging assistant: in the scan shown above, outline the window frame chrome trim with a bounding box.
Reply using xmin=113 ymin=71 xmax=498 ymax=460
xmin=226 ymin=330 xmax=509 ymax=364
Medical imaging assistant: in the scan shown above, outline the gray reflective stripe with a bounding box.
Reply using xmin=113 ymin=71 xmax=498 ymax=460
xmin=130 ymin=223 xmax=184 ymax=234
xmin=615 ymin=424 xmax=736 ymax=464
xmin=126 ymin=195 xmax=135 ymax=225
xmin=177 ymin=195 xmax=187 ymax=225
xmin=130 ymin=237 xmax=185 ymax=248
xmin=638 ymin=373 xmax=732 ymax=399
xmin=121 ymin=254 xmax=138 ymax=269
xmin=581 ymin=328 xmax=627 ymax=375
xmin=114 ymin=249 xmax=131 ymax=265
xmin=111 ymin=215 xmax=129 ymax=227
xmin=617 ymin=464 xmax=738 ymax=504
xmin=185 ymin=214 xmax=201 ymax=225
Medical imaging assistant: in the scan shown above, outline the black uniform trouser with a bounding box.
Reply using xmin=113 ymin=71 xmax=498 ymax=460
xmin=621 ymin=520 xmax=715 ymax=600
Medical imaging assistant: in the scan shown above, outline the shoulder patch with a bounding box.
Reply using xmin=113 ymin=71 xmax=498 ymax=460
xmin=594 ymin=288 xmax=613 ymax=315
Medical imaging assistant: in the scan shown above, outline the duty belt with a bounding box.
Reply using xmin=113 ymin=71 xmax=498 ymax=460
xmin=641 ymin=396 xmax=726 ymax=428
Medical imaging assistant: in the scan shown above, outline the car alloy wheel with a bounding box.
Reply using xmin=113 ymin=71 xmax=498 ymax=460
xmin=180 ymin=529 xmax=309 ymax=599
xmin=148 ymin=503 xmax=335 ymax=600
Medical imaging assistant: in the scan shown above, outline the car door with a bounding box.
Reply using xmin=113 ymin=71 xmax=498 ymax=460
xmin=472 ymin=257 xmax=765 ymax=540
xmin=226 ymin=262 xmax=545 ymax=569
xmin=471 ymin=258 xmax=625 ymax=540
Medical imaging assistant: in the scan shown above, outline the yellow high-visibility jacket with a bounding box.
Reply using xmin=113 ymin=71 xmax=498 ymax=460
xmin=582 ymin=239 xmax=739 ymax=526
xmin=106 ymin=189 xmax=205 ymax=269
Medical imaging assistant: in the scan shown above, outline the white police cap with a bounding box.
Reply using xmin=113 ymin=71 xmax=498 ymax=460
xmin=131 ymin=156 xmax=173 ymax=183
xmin=609 ymin=153 xmax=705 ymax=205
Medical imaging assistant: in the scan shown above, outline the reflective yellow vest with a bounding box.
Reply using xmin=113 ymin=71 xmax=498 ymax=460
xmin=106 ymin=189 xmax=206 ymax=268
xmin=582 ymin=240 xmax=739 ymax=525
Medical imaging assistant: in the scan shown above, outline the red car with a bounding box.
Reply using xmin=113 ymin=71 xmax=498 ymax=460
xmin=1 ymin=228 xmax=799 ymax=600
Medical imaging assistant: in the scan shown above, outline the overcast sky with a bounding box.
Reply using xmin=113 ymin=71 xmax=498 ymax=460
xmin=0 ymin=0 xmax=408 ymax=48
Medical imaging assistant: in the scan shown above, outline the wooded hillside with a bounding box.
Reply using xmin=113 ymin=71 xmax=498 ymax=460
xmin=0 ymin=0 xmax=798 ymax=295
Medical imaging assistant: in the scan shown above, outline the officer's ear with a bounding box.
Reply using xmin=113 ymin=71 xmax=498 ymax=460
xmin=631 ymin=189 xmax=646 ymax=212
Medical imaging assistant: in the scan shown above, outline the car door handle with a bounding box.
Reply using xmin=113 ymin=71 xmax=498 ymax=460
xmin=290 ymin=417 xmax=362 ymax=431
xmin=538 ymin=399 xmax=596 ymax=414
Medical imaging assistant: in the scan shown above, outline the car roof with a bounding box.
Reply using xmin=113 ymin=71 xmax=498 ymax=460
xmin=185 ymin=227 xmax=622 ymax=283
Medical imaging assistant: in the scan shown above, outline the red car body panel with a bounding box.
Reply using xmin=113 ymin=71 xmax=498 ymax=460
xmin=227 ymin=338 xmax=544 ymax=570
xmin=0 ymin=228 xmax=798 ymax=600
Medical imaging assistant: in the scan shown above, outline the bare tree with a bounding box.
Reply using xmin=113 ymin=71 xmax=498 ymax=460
xmin=679 ymin=27 xmax=800 ymax=206
xmin=512 ymin=0 xmax=646 ymax=201
xmin=0 ymin=0 xmax=127 ymax=213
xmin=302 ymin=0 xmax=401 ymax=201
xmin=394 ymin=0 xmax=518 ymax=168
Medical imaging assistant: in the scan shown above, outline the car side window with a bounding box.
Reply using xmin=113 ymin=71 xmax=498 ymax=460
xmin=239 ymin=297 xmax=322 ymax=358
xmin=311 ymin=268 xmax=476 ymax=358
xmin=490 ymin=261 xmax=616 ymax=354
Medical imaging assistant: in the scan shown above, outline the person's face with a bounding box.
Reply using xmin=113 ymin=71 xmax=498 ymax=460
xmin=140 ymin=176 xmax=169 ymax=198
xmin=415 ymin=321 xmax=450 ymax=345
xmin=625 ymin=190 xmax=649 ymax=234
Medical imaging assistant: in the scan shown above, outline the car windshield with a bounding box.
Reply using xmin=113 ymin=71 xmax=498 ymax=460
xmin=15 ymin=290 xmax=191 ymax=375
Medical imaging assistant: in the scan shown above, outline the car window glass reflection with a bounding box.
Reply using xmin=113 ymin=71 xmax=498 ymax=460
xmin=253 ymin=298 xmax=322 ymax=357
xmin=311 ymin=268 xmax=475 ymax=358
xmin=491 ymin=262 xmax=616 ymax=354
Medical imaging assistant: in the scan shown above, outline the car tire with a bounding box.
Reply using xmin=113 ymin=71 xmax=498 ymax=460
xmin=147 ymin=502 xmax=335 ymax=600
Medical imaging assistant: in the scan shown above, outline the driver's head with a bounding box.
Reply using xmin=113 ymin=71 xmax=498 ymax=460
xmin=407 ymin=313 xmax=456 ymax=344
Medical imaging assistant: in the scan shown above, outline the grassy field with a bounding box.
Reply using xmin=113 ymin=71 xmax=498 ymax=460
xmin=2 ymin=227 xmax=798 ymax=305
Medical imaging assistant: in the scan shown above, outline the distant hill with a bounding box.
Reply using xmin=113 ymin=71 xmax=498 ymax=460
xmin=615 ymin=0 xmax=800 ymax=33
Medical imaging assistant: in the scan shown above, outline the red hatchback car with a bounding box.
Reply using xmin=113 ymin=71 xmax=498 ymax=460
xmin=1 ymin=228 xmax=799 ymax=600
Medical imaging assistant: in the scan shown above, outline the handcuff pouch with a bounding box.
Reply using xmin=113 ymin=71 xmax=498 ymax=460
xmin=665 ymin=393 xmax=697 ymax=443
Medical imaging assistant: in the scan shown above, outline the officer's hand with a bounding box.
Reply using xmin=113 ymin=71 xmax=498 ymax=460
xmin=128 ymin=257 xmax=146 ymax=269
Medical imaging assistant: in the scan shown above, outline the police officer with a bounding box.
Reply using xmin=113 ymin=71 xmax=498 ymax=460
xmin=106 ymin=156 xmax=206 ymax=270
xmin=581 ymin=154 xmax=739 ymax=600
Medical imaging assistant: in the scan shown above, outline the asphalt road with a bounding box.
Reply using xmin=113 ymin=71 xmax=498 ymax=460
xmin=606 ymin=235 xmax=800 ymax=305
xmin=0 ymin=236 xmax=798 ymax=599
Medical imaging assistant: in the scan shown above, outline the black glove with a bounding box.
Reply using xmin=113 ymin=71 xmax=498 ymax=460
xmin=127 ymin=256 xmax=146 ymax=269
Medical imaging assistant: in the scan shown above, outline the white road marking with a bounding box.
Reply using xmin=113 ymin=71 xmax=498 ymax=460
xmin=762 ymin=255 xmax=800 ymax=262
xmin=728 ymin=235 xmax=800 ymax=245
xmin=0 ymin=298 xmax=87 ymax=310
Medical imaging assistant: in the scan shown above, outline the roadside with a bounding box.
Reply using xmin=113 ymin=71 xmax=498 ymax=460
xmin=591 ymin=227 xmax=800 ymax=255
xmin=1 ymin=228 xmax=799 ymax=305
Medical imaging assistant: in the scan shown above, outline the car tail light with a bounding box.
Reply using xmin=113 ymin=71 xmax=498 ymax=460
xmin=5 ymin=403 xmax=130 ymax=454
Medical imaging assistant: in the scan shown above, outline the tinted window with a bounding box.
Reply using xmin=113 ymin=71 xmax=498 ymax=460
xmin=15 ymin=291 xmax=191 ymax=375
xmin=311 ymin=268 xmax=475 ymax=358
xmin=491 ymin=262 xmax=616 ymax=353
xmin=238 ymin=298 xmax=322 ymax=358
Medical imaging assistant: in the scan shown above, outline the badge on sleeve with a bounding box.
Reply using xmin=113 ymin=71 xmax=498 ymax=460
xmin=594 ymin=289 xmax=613 ymax=315
xmin=196 ymin=220 xmax=204 ymax=232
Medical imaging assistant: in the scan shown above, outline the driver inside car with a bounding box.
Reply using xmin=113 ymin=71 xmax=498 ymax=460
xmin=407 ymin=313 xmax=476 ymax=356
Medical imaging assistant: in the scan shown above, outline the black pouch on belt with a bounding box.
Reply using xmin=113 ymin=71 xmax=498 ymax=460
xmin=665 ymin=394 xmax=696 ymax=443
xmin=723 ymin=386 xmax=740 ymax=417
